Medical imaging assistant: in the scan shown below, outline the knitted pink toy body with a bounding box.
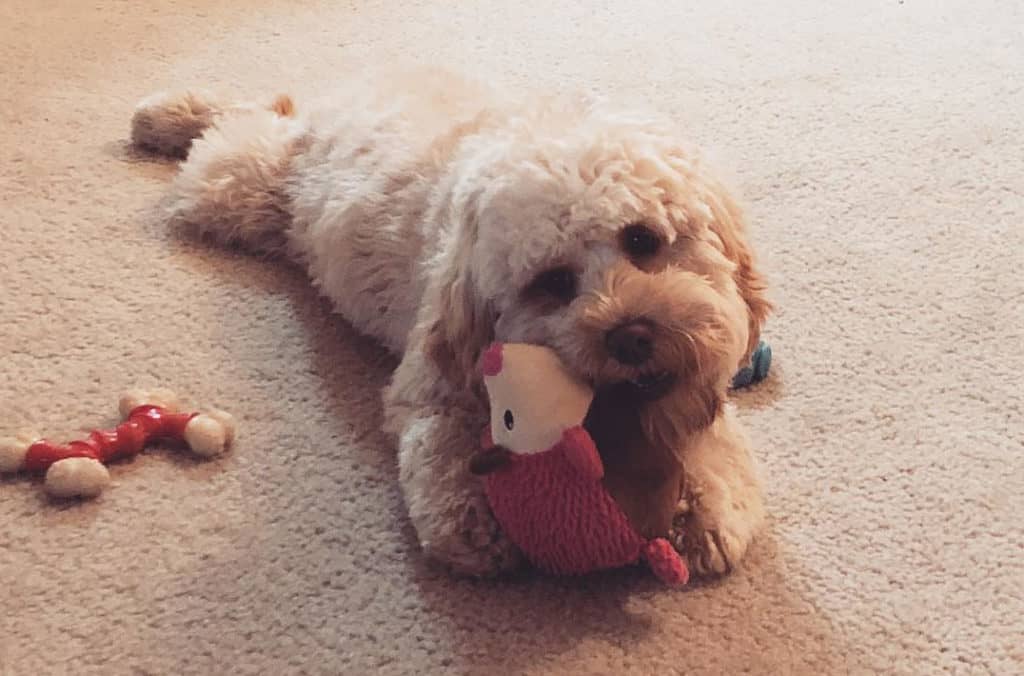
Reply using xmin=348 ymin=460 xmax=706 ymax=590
xmin=470 ymin=342 xmax=688 ymax=585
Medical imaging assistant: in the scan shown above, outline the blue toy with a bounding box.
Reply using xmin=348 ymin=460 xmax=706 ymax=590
xmin=731 ymin=340 xmax=772 ymax=389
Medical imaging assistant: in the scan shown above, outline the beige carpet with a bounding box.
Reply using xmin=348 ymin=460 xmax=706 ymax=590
xmin=2 ymin=1 xmax=1022 ymax=674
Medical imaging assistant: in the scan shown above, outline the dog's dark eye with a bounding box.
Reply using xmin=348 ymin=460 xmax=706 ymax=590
xmin=527 ymin=266 xmax=578 ymax=304
xmin=503 ymin=410 xmax=515 ymax=430
xmin=621 ymin=224 xmax=662 ymax=258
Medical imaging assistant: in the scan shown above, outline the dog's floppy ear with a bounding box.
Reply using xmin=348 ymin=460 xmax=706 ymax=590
xmin=421 ymin=187 xmax=496 ymax=391
xmin=643 ymin=310 xmax=730 ymax=453
xmin=702 ymin=185 xmax=772 ymax=359
xmin=642 ymin=375 xmax=724 ymax=459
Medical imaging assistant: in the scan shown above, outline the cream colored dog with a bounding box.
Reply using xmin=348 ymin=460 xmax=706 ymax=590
xmin=130 ymin=70 xmax=770 ymax=577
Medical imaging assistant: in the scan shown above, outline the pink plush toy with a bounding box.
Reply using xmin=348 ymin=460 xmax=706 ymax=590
xmin=470 ymin=342 xmax=689 ymax=585
xmin=0 ymin=388 xmax=235 ymax=498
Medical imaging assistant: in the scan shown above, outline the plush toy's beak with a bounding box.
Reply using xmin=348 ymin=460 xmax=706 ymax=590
xmin=480 ymin=342 xmax=504 ymax=377
xmin=469 ymin=446 xmax=513 ymax=475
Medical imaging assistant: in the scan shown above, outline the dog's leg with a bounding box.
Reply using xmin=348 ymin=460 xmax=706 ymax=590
xmin=131 ymin=91 xmax=225 ymax=158
xmin=383 ymin=346 xmax=522 ymax=577
xmin=131 ymin=90 xmax=295 ymax=159
xmin=675 ymin=407 xmax=765 ymax=575
xmin=393 ymin=409 xmax=522 ymax=576
xmin=130 ymin=90 xmax=302 ymax=256
xmin=159 ymin=105 xmax=305 ymax=256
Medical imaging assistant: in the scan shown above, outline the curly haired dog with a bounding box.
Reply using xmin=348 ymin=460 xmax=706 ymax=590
xmin=130 ymin=70 xmax=770 ymax=577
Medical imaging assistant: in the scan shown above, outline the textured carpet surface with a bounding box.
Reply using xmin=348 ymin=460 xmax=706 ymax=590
xmin=2 ymin=1 xmax=1022 ymax=674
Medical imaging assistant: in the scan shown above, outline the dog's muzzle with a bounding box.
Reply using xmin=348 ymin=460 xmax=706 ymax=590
xmin=605 ymin=319 xmax=655 ymax=365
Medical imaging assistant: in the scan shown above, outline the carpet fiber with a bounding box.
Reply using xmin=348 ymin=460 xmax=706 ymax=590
xmin=2 ymin=1 xmax=1022 ymax=674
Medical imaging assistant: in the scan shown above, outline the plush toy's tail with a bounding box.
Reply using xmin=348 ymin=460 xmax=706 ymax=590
xmin=643 ymin=538 xmax=689 ymax=586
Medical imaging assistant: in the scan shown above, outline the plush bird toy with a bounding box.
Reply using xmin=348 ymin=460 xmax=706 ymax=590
xmin=0 ymin=388 xmax=235 ymax=499
xmin=469 ymin=342 xmax=689 ymax=585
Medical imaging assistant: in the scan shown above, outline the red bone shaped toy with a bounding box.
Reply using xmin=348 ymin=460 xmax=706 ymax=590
xmin=0 ymin=388 xmax=235 ymax=498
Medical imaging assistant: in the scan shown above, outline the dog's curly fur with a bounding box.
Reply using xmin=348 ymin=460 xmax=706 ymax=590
xmin=130 ymin=69 xmax=770 ymax=578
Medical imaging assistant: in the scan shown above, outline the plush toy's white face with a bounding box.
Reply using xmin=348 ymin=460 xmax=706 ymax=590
xmin=482 ymin=343 xmax=594 ymax=454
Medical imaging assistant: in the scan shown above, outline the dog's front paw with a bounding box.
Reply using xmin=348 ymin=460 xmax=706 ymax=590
xmin=394 ymin=410 xmax=523 ymax=578
xmin=671 ymin=486 xmax=763 ymax=576
xmin=422 ymin=494 xmax=523 ymax=578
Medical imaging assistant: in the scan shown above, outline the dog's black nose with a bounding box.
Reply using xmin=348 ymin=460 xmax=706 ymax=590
xmin=605 ymin=321 xmax=654 ymax=365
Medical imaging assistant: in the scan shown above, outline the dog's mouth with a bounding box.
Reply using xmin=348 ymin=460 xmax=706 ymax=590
xmin=627 ymin=371 xmax=677 ymax=400
xmin=602 ymin=371 xmax=677 ymax=402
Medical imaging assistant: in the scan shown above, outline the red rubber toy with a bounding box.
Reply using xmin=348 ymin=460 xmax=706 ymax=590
xmin=0 ymin=388 xmax=236 ymax=498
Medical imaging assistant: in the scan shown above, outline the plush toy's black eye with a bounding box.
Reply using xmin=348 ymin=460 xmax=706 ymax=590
xmin=503 ymin=410 xmax=515 ymax=431
xmin=527 ymin=266 xmax=578 ymax=304
xmin=621 ymin=224 xmax=662 ymax=258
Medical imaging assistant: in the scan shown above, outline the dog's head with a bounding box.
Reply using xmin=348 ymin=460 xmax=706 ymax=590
xmin=421 ymin=98 xmax=770 ymax=454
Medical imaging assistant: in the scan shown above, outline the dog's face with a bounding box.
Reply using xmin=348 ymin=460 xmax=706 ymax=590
xmin=424 ymin=101 xmax=769 ymax=453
